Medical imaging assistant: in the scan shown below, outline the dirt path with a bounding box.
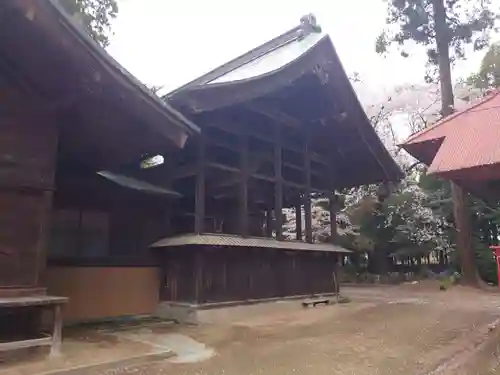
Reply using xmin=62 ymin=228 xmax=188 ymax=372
xmin=92 ymin=283 xmax=500 ymax=375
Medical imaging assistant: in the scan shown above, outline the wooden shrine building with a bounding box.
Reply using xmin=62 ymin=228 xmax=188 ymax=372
xmin=1 ymin=1 xmax=400 ymax=343
xmin=152 ymin=15 xmax=403 ymax=308
xmin=0 ymin=0 xmax=197 ymax=352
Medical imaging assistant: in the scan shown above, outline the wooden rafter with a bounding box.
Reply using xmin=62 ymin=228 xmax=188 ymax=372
xmin=246 ymin=102 xmax=301 ymax=128
xmin=189 ymin=132 xmax=330 ymax=180
xmin=204 ymin=120 xmax=330 ymax=167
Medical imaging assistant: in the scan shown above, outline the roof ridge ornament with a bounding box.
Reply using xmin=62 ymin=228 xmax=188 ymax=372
xmin=299 ymin=14 xmax=322 ymax=39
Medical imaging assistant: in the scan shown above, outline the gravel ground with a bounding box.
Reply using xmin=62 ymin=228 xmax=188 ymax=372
xmin=89 ymin=282 xmax=500 ymax=375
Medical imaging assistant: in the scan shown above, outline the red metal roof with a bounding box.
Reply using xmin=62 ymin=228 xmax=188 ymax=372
xmin=404 ymin=90 xmax=500 ymax=145
xmin=402 ymin=90 xmax=500 ymax=180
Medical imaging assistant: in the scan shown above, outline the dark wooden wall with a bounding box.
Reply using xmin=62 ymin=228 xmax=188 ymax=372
xmin=159 ymin=246 xmax=338 ymax=304
xmin=0 ymin=116 xmax=57 ymax=292
xmin=49 ymin=179 xmax=170 ymax=266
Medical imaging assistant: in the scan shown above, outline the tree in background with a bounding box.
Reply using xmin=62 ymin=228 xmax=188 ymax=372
xmin=376 ymin=0 xmax=499 ymax=286
xmin=59 ymin=0 xmax=118 ymax=47
xmin=467 ymin=42 xmax=500 ymax=89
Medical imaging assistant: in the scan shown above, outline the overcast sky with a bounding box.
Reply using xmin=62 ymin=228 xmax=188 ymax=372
xmin=107 ymin=0 xmax=493 ymax=105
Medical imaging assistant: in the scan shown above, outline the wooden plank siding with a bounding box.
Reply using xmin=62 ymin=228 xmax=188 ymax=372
xmin=0 ymin=191 xmax=48 ymax=288
xmin=159 ymin=246 xmax=337 ymax=304
xmin=0 ymin=116 xmax=57 ymax=191
xmin=0 ymin=116 xmax=58 ymax=293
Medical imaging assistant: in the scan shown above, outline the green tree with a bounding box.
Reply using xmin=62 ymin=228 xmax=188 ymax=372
xmin=59 ymin=0 xmax=118 ymax=47
xmin=376 ymin=0 xmax=499 ymax=286
xmin=467 ymin=42 xmax=500 ymax=89
xmin=420 ymin=171 xmax=500 ymax=284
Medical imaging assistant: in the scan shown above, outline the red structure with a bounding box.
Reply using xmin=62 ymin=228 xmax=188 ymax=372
xmin=402 ymin=90 xmax=500 ymax=200
xmin=402 ymin=90 xmax=500 ymax=287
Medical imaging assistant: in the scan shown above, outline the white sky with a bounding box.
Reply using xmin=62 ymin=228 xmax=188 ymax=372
xmin=107 ymin=0 xmax=492 ymax=105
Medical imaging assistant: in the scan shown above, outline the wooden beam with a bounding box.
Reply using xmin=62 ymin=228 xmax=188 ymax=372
xmin=274 ymin=124 xmax=283 ymax=241
xmin=174 ymin=162 xmax=239 ymax=180
xmin=173 ymin=164 xmax=197 ymax=179
xmin=205 ymin=120 xmax=330 ymax=167
xmin=204 ymin=134 xmax=240 ymax=153
xmin=208 ymin=162 xmax=239 ymax=173
xmin=239 ymin=126 xmax=249 ymax=237
xmin=194 ymin=131 xmax=206 ymax=234
xmin=247 ymin=102 xmax=301 ymax=128
xmin=304 ymin=129 xmax=313 ymax=244
xmin=0 ymin=337 xmax=52 ymax=352
xmin=209 ymin=170 xmax=331 ymax=195
xmin=211 ymin=153 xmax=268 ymax=188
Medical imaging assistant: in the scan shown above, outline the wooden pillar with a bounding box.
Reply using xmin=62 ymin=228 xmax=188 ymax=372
xmin=0 ymin=114 xmax=58 ymax=297
xmin=239 ymin=128 xmax=249 ymax=237
xmin=49 ymin=304 xmax=62 ymax=357
xmin=295 ymin=198 xmax=302 ymax=241
xmin=265 ymin=207 xmax=273 ymax=238
xmin=274 ymin=124 xmax=283 ymax=240
xmin=194 ymin=250 xmax=204 ymax=304
xmin=195 ymin=131 xmax=206 ymax=234
xmin=36 ymin=190 xmax=55 ymax=286
xmin=304 ymin=130 xmax=312 ymax=243
xmin=328 ymin=192 xmax=337 ymax=244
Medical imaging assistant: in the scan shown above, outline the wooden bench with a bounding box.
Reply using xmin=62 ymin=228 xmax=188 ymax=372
xmin=0 ymin=296 xmax=68 ymax=357
xmin=301 ymin=297 xmax=330 ymax=308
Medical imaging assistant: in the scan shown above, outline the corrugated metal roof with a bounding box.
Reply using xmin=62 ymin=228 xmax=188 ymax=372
xmin=151 ymin=233 xmax=351 ymax=253
xmin=402 ymin=90 xmax=500 ymax=179
xmin=97 ymin=171 xmax=182 ymax=197
xmin=404 ymin=90 xmax=500 ymax=145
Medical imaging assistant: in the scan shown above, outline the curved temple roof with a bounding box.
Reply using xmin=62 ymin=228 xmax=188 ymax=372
xmin=166 ymin=15 xmax=403 ymax=189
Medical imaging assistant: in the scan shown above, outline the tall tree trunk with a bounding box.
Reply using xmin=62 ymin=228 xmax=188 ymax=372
xmin=451 ymin=185 xmax=477 ymax=285
xmin=432 ymin=0 xmax=454 ymax=116
xmin=432 ymin=0 xmax=478 ymax=286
